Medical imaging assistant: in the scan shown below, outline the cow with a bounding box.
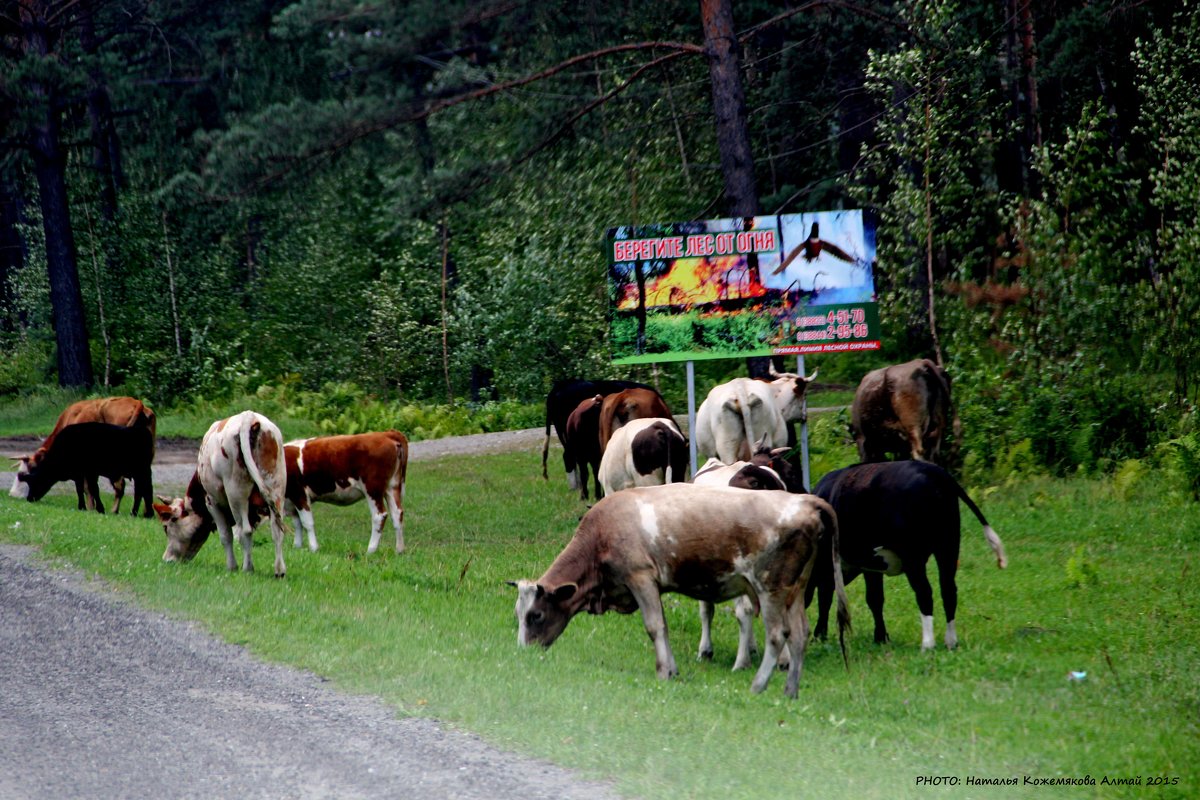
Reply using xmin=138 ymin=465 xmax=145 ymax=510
xmin=10 ymin=396 xmax=156 ymax=514
xmin=691 ymin=445 xmax=805 ymax=668
xmin=14 ymin=422 xmax=155 ymax=517
xmin=596 ymin=417 xmax=688 ymax=496
xmin=561 ymin=395 xmax=605 ymax=501
xmin=850 ymin=359 xmax=956 ymax=464
xmin=597 ymin=387 xmax=674 ymax=455
xmin=694 ymin=371 xmax=817 ymax=464
xmin=283 ymin=430 xmax=409 ymax=554
xmin=541 ymin=379 xmax=652 ymax=490
xmin=808 ymin=460 xmax=1008 ymax=650
xmin=508 ymin=483 xmax=850 ymax=698
xmin=153 ymin=411 xmax=289 ymax=577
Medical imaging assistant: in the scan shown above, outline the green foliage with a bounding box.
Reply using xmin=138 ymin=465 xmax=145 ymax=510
xmin=1157 ymin=433 xmax=1200 ymax=501
xmin=1065 ymin=544 xmax=1098 ymax=589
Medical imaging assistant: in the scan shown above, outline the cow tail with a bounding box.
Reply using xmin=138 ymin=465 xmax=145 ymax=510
xmin=823 ymin=501 xmax=852 ymax=668
xmin=955 ymin=480 xmax=1008 ymax=569
xmin=735 ymin=380 xmax=756 ymax=461
xmin=239 ymin=414 xmax=282 ymax=528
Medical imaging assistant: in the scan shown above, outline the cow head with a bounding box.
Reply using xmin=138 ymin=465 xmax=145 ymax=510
xmin=13 ymin=459 xmax=54 ymax=503
xmin=153 ymin=495 xmax=213 ymax=562
xmin=509 ymin=580 xmax=578 ymax=647
xmin=766 ymin=369 xmax=818 ymax=421
xmin=8 ymin=456 xmax=31 ymax=499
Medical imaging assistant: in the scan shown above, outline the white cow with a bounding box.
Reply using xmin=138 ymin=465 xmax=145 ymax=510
xmin=154 ymin=410 xmax=290 ymax=577
xmin=694 ymin=371 xmax=817 ymax=463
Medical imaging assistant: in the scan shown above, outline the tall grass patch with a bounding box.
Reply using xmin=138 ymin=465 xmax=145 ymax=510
xmin=2 ymin=453 xmax=1197 ymax=799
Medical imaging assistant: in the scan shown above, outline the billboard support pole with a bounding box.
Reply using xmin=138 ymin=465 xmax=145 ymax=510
xmin=686 ymin=360 xmax=698 ymax=477
xmin=797 ymin=355 xmax=811 ymax=492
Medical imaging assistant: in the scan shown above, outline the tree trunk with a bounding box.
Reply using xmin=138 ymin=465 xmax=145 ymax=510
xmin=22 ymin=7 xmax=93 ymax=387
xmin=0 ymin=174 xmax=26 ymax=333
xmin=701 ymin=0 xmax=758 ymax=218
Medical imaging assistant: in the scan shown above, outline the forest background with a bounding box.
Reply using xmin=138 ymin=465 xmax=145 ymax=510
xmin=2 ymin=0 xmax=1199 ymax=485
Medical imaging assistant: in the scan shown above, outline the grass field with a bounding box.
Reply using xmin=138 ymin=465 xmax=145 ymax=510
xmin=1 ymin=447 xmax=1197 ymax=799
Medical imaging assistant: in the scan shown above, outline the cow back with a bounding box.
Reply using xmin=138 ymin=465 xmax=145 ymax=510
xmin=598 ymin=388 xmax=673 ymax=452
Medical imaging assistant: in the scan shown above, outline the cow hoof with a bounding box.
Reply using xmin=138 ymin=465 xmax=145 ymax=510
xmin=698 ymin=648 xmax=714 ymax=661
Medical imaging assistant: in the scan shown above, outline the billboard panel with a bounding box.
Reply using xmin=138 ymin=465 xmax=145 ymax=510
xmin=607 ymin=210 xmax=881 ymax=363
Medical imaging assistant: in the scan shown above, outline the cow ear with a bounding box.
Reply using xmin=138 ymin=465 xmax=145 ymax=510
xmin=152 ymin=503 xmax=175 ymax=522
xmin=548 ymin=583 xmax=577 ymax=603
xmin=504 ymin=580 xmax=519 ymax=588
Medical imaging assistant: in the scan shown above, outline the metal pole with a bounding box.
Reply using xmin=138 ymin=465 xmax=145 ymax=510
xmin=797 ymin=355 xmax=811 ymax=491
xmin=687 ymin=360 xmax=698 ymax=477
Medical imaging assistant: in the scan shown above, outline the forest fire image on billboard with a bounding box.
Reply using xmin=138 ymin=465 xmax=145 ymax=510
xmin=607 ymin=211 xmax=880 ymax=363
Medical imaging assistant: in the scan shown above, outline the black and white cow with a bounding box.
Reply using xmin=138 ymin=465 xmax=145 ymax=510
xmin=597 ymin=417 xmax=688 ymax=496
xmin=808 ymin=460 xmax=1007 ymax=649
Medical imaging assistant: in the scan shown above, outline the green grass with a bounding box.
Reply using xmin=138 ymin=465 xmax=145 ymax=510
xmin=2 ymin=451 xmax=1197 ymax=799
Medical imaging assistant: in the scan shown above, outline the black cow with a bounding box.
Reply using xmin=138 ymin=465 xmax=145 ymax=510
xmin=15 ymin=422 xmax=155 ymax=517
xmin=808 ymin=460 xmax=1007 ymax=650
xmin=541 ymin=378 xmax=652 ymax=492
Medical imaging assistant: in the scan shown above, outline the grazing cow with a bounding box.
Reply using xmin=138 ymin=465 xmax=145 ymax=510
xmin=562 ymin=396 xmax=605 ymax=501
xmin=153 ymin=411 xmax=289 ymax=577
xmin=597 ymin=387 xmax=674 ymax=455
xmin=691 ymin=445 xmax=804 ymax=668
xmin=509 ymin=483 xmax=850 ymax=698
xmin=694 ymin=371 xmax=817 ymax=464
xmin=809 ymin=460 xmax=1008 ymax=650
xmin=284 ymin=430 xmax=409 ymax=554
xmin=596 ymin=417 xmax=688 ymax=496
xmin=14 ymin=422 xmax=155 ymax=517
xmin=850 ymin=359 xmax=955 ymax=464
xmin=10 ymin=396 xmax=156 ymax=514
xmin=541 ymin=379 xmax=652 ymax=488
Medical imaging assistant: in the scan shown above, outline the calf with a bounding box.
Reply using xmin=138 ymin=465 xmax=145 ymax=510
xmin=284 ymin=430 xmax=409 ymax=554
xmin=596 ymin=417 xmax=688 ymax=496
xmin=809 ymin=460 xmax=1008 ymax=650
xmin=691 ymin=445 xmax=804 ymax=668
xmin=509 ymin=483 xmax=849 ymax=697
xmin=153 ymin=411 xmax=289 ymax=577
xmin=15 ymin=422 xmax=155 ymax=517
xmin=10 ymin=396 xmax=156 ymax=514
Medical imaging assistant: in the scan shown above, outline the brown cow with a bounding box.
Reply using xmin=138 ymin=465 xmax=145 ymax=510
xmin=850 ymin=359 xmax=955 ymax=464
xmin=541 ymin=379 xmax=652 ymax=486
xmin=10 ymin=396 xmax=156 ymax=514
xmin=597 ymin=387 xmax=673 ymax=455
xmin=562 ymin=395 xmax=605 ymax=501
xmin=284 ymin=431 xmax=409 ymax=554
xmin=509 ymin=483 xmax=850 ymax=698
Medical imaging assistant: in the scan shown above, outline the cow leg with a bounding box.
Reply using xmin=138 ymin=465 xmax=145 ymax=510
xmin=904 ymin=561 xmax=937 ymax=650
xmin=111 ymin=476 xmax=126 ymax=515
xmin=86 ymin=475 xmax=105 ymax=514
xmin=366 ymin=494 xmax=389 ymax=554
xmin=574 ymin=465 xmax=588 ymax=501
xmin=386 ymin=481 xmax=405 ymax=554
xmin=75 ymin=478 xmax=89 ymax=511
xmin=294 ymin=506 xmax=318 ymax=552
xmin=935 ymin=548 xmax=959 ymax=649
xmin=783 ymin=592 xmax=812 ymax=698
xmin=697 ymin=601 xmax=715 ymax=661
xmin=864 ymin=571 xmax=889 ymax=644
xmin=133 ymin=471 xmax=153 ymax=518
xmin=208 ymin=501 xmax=239 ymax=572
xmin=733 ymin=595 xmax=758 ymax=671
xmin=811 ymin=564 xmax=858 ymax=641
xmin=750 ymin=592 xmax=787 ymax=694
xmin=268 ymin=511 xmax=287 ymax=579
xmin=627 ymin=575 xmax=677 ymax=680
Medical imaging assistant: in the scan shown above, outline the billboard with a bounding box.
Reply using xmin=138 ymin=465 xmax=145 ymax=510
xmin=607 ymin=210 xmax=881 ymax=364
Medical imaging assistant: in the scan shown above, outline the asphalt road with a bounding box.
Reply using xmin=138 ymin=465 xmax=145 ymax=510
xmin=0 ymin=428 xmax=623 ymax=800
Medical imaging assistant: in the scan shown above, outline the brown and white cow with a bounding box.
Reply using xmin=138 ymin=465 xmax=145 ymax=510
xmin=284 ymin=430 xmax=409 ymax=554
xmin=596 ymin=417 xmax=688 ymax=496
xmin=10 ymin=396 xmax=156 ymax=514
xmin=509 ymin=483 xmax=850 ymax=697
xmin=850 ymin=359 xmax=956 ymax=464
xmin=597 ymin=387 xmax=674 ymax=455
xmin=153 ymin=411 xmax=289 ymax=577
xmin=694 ymin=371 xmax=816 ymax=464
